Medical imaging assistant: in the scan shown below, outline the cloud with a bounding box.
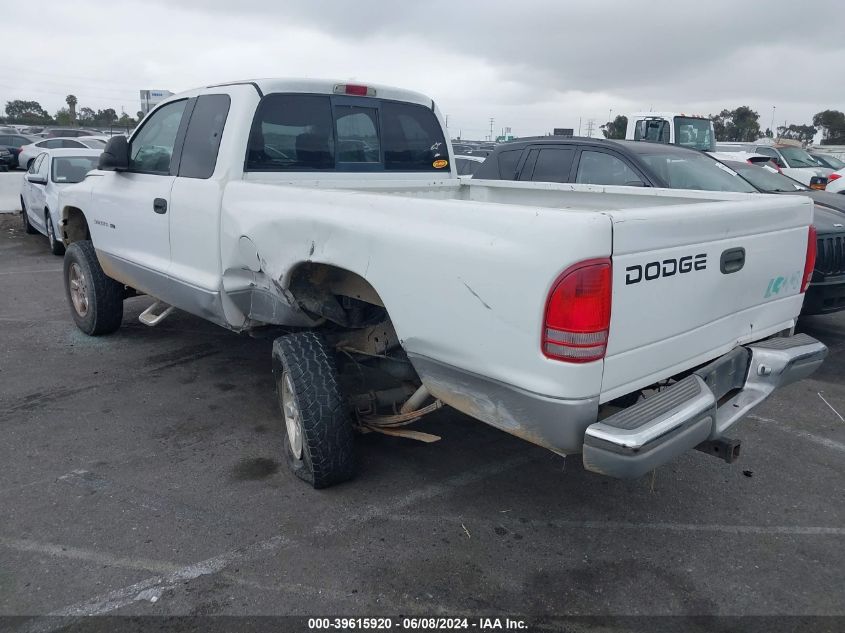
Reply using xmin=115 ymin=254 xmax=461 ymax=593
xmin=3 ymin=0 xmax=842 ymax=137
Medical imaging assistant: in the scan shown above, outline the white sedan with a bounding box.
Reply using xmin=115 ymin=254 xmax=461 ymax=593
xmin=17 ymin=136 xmax=107 ymax=170
xmin=20 ymin=148 xmax=102 ymax=255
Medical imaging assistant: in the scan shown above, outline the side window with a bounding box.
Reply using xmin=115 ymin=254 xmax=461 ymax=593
xmin=29 ymin=153 xmax=44 ymax=174
xmin=42 ymin=140 xmax=62 ymax=149
xmin=335 ymin=106 xmax=380 ymax=164
xmin=246 ymin=94 xmax=334 ymax=171
xmin=497 ymin=149 xmax=521 ymax=179
xmin=37 ymin=154 xmax=49 ymax=177
xmin=61 ymin=140 xmax=85 ymax=149
xmin=0 ymin=136 xmax=10 ymax=145
xmin=129 ymin=99 xmax=188 ymax=174
xmin=575 ymin=151 xmax=642 ymax=186
xmin=178 ymin=94 xmax=231 ymax=179
xmin=380 ymin=101 xmax=447 ymax=171
xmin=635 ymin=119 xmax=670 ymax=143
xmin=529 ymin=148 xmax=575 ymax=183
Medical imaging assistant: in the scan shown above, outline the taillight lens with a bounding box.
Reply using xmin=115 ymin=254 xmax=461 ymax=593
xmin=801 ymin=225 xmax=817 ymax=293
xmin=333 ymin=84 xmax=375 ymax=97
xmin=828 ymin=173 xmax=842 ymax=182
xmin=543 ymin=258 xmax=612 ymax=363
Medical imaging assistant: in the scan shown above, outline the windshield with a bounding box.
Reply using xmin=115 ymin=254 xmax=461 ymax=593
xmin=674 ymin=117 xmax=715 ymax=152
xmin=639 ymin=152 xmax=757 ymax=193
xmin=51 ymin=156 xmax=99 ymax=183
xmin=731 ymin=163 xmax=807 ymax=193
xmin=779 ymin=147 xmax=819 ymax=168
xmin=816 ymin=154 xmax=845 ymax=170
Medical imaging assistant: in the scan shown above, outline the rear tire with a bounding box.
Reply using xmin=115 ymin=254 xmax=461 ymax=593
xmin=46 ymin=213 xmax=65 ymax=256
xmin=272 ymin=332 xmax=355 ymax=489
xmin=63 ymin=240 xmax=124 ymax=335
xmin=20 ymin=198 xmax=37 ymax=234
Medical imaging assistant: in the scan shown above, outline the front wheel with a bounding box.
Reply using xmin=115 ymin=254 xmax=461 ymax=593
xmin=46 ymin=213 xmax=65 ymax=256
xmin=272 ymin=332 xmax=355 ymax=489
xmin=63 ymin=241 xmax=124 ymax=335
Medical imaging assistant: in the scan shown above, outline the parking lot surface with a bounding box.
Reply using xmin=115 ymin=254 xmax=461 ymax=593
xmin=1 ymin=213 xmax=844 ymax=625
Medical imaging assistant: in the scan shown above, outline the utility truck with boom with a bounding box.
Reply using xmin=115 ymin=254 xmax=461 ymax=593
xmin=57 ymin=79 xmax=827 ymax=488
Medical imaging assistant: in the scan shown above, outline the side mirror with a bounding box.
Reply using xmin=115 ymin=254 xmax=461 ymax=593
xmin=26 ymin=174 xmax=47 ymax=185
xmin=99 ymin=135 xmax=130 ymax=171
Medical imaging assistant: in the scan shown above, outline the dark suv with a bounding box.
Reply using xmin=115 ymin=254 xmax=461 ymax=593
xmin=0 ymin=133 xmax=38 ymax=169
xmin=472 ymin=137 xmax=758 ymax=192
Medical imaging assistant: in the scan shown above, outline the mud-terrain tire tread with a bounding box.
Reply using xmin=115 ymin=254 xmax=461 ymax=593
xmin=273 ymin=331 xmax=355 ymax=489
xmin=63 ymin=240 xmax=124 ymax=335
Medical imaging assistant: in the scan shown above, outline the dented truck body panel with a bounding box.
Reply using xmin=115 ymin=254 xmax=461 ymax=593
xmin=55 ymin=78 xmax=825 ymax=467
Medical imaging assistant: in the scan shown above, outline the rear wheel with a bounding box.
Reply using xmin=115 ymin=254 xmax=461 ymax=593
xmin=272 ymin=332 xmax=355 ymax=489
xmin=45 ymin=213 xmax=65 ymax=256
xmin=20 ymin=198 xmax=37 ymax=234
xmin=63 ymin=240 xmax=124 ymax=335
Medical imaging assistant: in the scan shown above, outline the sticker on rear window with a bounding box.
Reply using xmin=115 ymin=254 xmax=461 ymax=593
xmin=433 ymin=159 xmax=448 ymax=169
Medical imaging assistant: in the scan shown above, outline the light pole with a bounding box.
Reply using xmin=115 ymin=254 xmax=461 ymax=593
xmin=770 ymin=106 xmax=776 ymax=137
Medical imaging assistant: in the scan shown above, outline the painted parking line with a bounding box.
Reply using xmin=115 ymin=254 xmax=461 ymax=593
xmin=11 ymin=450 xmax=534 ymax=631
xmin=0 ymin=537 xmax=182 ymax=576
xmin=382 ymin=514 xmax=845 ymax=536
xmin=0 ymin=268 xmax=62 ymax=275
xmin=749 ymin=414 xmax=845 ymax=453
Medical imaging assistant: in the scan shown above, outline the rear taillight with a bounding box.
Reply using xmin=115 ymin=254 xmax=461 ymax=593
xmin=543 ymin=258 xmax=612 ymax=363
xmin=801 ymin=225 xmax=817 ymax=293
xmin=828 ymin=173 xmax=842 ymax=182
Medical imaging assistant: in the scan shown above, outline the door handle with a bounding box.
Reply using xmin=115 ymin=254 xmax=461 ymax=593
xmin=720 ymin=247 xmax=745 ymax=274
xmin=153 ymin=198 xmax=167 ymax=214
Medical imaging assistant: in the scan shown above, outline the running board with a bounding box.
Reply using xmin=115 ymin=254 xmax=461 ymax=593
xmin=139 ymin=301 xmax=174 ymax=327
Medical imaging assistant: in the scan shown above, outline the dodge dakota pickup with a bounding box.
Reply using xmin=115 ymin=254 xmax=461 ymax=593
xmin=57 ymin=78 xmax=828 ymax=488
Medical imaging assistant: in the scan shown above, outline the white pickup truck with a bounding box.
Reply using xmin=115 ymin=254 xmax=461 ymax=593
xmin=57 ymin=79 xmax=827 ymax=488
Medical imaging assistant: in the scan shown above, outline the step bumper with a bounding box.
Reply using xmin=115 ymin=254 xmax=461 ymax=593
xmin=583 ymin=333 xmax=828 ymax=478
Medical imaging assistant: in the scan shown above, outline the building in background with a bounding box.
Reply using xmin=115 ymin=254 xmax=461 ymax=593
xmin=139 ymin=90 xmax=174 ymax=115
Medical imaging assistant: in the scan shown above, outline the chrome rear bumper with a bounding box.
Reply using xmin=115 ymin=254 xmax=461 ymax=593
xmin=582 ymin=334 xmax=828 ymax=478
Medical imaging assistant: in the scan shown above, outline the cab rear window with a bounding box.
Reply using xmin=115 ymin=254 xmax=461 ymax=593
xmin=245 ymin=94 xmax=448 ymax=172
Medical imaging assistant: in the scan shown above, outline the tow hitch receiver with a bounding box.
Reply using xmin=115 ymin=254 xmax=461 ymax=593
xmin=695 ymin=437 xmax=741 ymax=463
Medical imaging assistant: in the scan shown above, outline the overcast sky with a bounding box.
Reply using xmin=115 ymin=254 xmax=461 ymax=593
xmin=4 ymin=1 xmax=843 ymax=138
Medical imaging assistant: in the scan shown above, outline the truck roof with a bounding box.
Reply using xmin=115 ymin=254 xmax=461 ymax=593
xmin=628 ymin=112 xmax=710 ymax=120
xmin=201 ymin=78 xmax=434 ymax=108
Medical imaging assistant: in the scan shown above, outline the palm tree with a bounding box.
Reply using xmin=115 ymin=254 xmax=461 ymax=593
xmin=65 ymin=94 xmax=78 ymax=125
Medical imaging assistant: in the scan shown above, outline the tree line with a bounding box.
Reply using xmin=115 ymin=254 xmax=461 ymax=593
xmin=0 ymin=95 xmax=143 ymax=129
xmin=601 ymin=107 xmax=845 ymax=145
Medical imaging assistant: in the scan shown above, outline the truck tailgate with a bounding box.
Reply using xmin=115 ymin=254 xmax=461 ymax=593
xmin=601 ymin=194 xmax=814 ymax=403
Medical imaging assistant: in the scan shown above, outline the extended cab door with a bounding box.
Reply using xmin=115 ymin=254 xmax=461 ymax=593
xmin=167 ymin=93 xmax=232 ymax=313
xmin=90 ymin=99 xmax=189 ymax=298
